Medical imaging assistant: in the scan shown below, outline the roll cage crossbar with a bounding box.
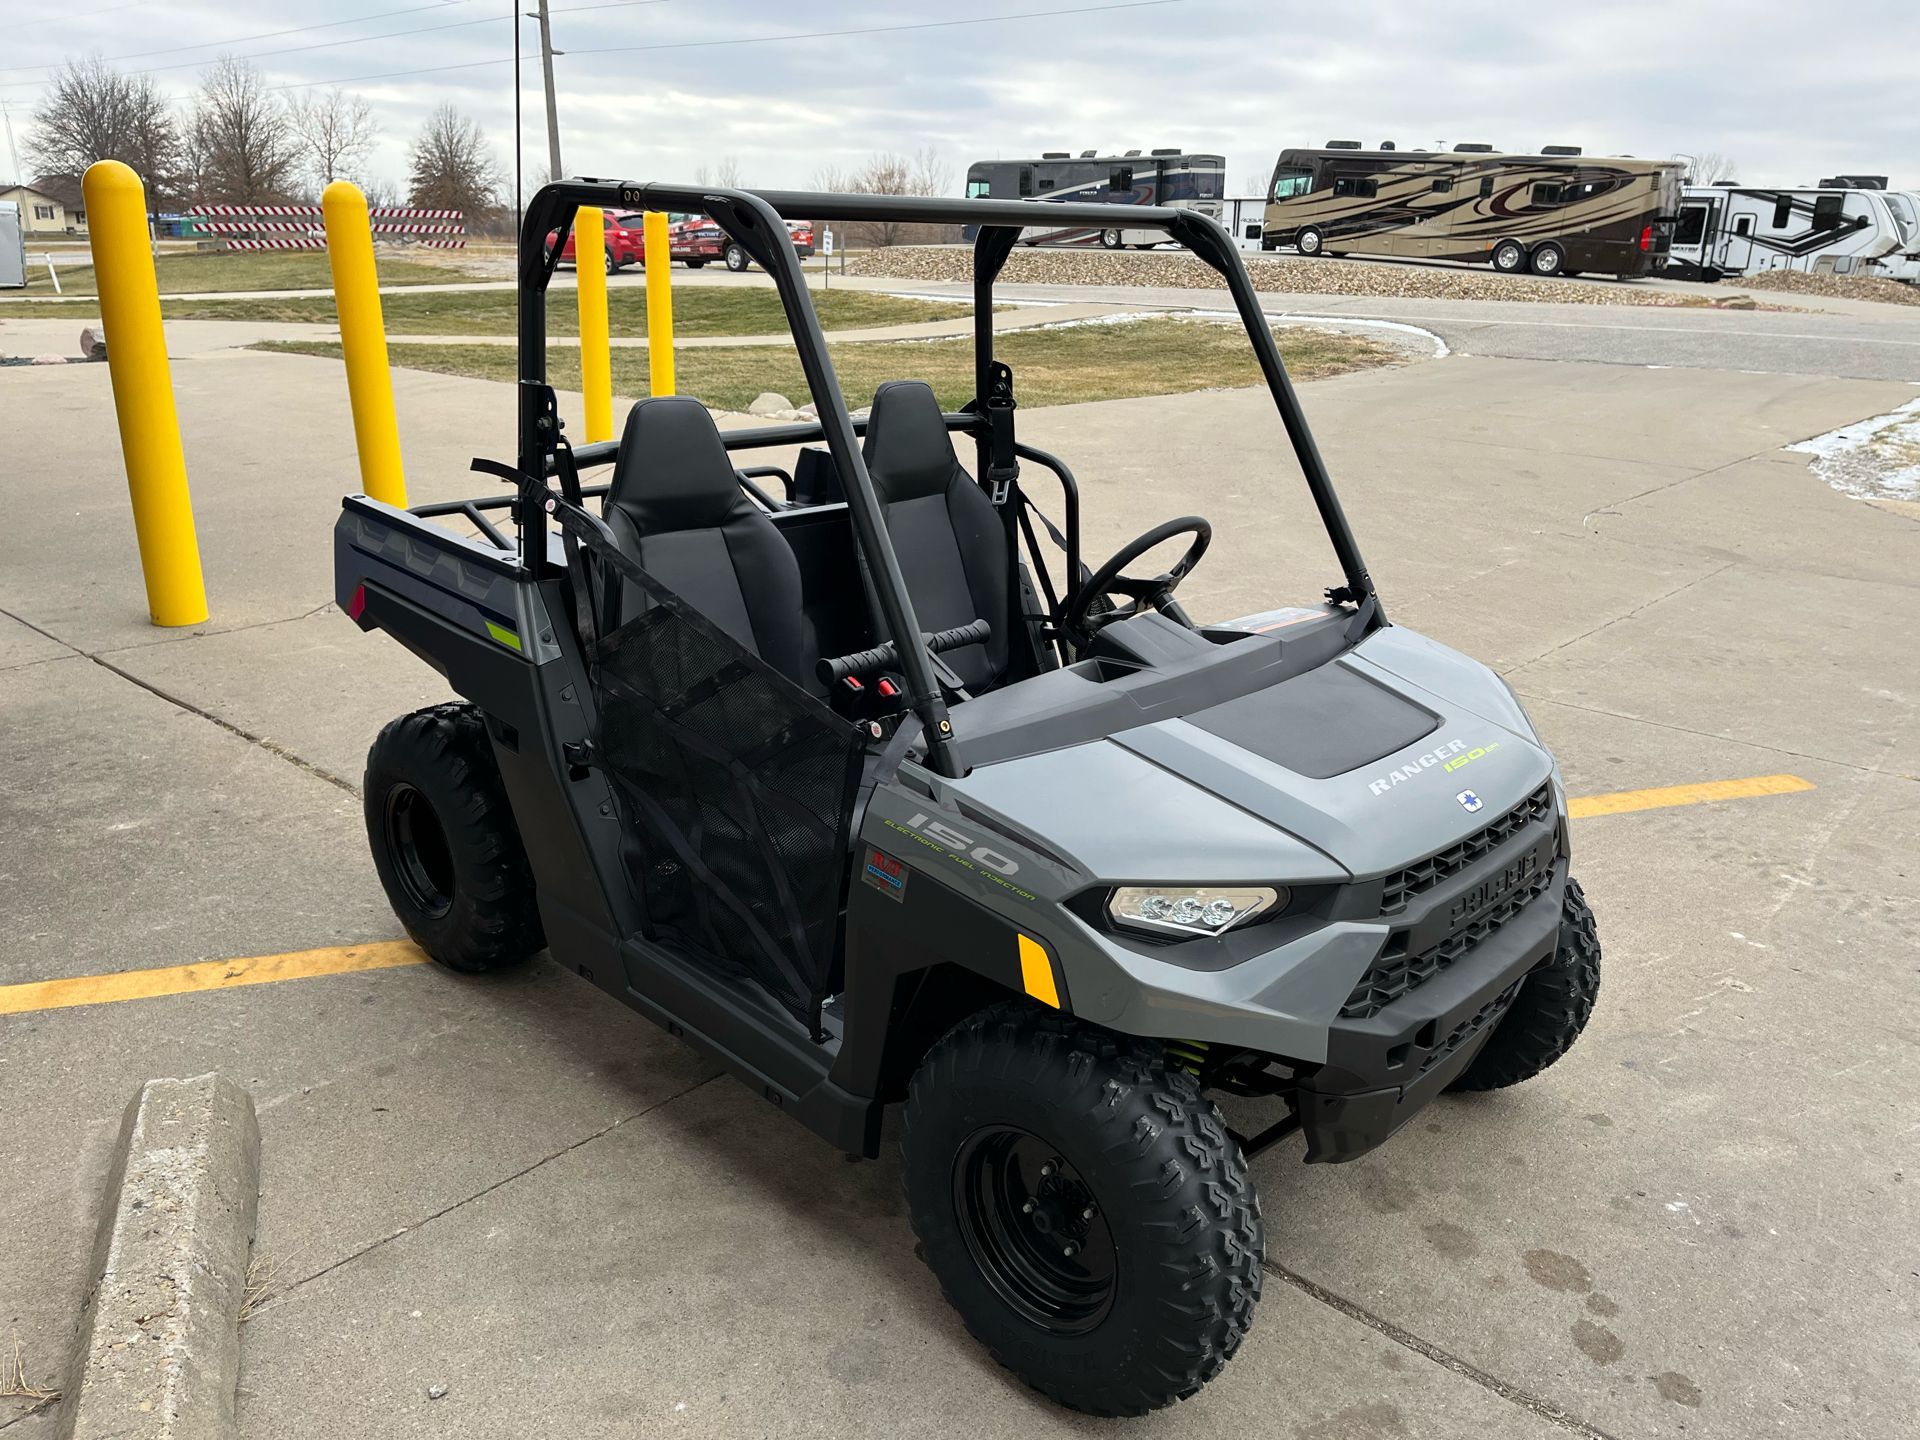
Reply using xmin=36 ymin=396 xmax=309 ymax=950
xmin=511 ymin=180 xmax=1381 ymax=779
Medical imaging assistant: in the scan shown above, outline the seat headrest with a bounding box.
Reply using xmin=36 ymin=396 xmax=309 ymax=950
xmin=861 ymin=380 xmax=965 ymax=503
xmin=606 ymin=397 xmax=744 ymax=533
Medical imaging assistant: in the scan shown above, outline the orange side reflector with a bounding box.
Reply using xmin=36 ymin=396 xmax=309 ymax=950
xmin=1018 ymin=934 xmax=1060 ymax=1009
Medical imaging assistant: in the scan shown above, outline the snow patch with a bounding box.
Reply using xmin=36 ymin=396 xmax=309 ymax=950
xmin=1786 ymin=396 xmax=1920 ymax=502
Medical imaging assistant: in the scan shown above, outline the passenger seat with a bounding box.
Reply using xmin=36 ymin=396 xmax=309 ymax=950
xmin=601 ymin=397 xmax=807 ymax=686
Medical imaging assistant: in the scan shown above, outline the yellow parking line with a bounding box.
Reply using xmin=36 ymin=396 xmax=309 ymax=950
xmin=0 ymin=940 xmax=427 ymax=1017
xmin=0 ymin=773 xmax=1816 ymax=1019
xmin=1567 ymin=772 xmax=1814 ymax=819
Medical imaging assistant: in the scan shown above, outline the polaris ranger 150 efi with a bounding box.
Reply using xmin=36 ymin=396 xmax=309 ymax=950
xmin=337 ymin=181 xmax=1602 ymax=1415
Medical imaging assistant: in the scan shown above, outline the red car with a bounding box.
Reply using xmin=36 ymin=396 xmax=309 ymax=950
xmin=621 ymin=213 xmax=818 ymax=272
xmin=544 ymin=211 xmax=645 ymax=272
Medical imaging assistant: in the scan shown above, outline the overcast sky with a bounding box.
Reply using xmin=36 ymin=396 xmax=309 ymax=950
xmin=4 ymin=0 xmax=1916 ymax=195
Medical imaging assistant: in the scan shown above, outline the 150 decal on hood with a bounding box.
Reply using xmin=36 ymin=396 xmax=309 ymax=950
xmin=1367 ymin=739 xmax=1502 ymax=796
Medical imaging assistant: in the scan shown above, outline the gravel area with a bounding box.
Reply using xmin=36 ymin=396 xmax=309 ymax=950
xmin=1726 ymin=269 xmax=1920 ymax=307
xmin=843 ymin=246 xmax=1724 ymax=307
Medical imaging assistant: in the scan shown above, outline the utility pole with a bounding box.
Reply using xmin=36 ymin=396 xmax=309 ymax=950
xmin=1 ymin=100 xmax=23 ymax=186
xmin=529 ymin=0 xmax=564 ymax=184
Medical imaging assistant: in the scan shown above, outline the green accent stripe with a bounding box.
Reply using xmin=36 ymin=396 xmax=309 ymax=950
xmin=484 ymin=620 xmax=523 ymax=652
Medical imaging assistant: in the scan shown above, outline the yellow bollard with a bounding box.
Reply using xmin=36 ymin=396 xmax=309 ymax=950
xmin=643 ymin=211 xmax=675 ymax=397
xmin=575 ymin=206 xmax=613 ymax=442
xmin=322 ymin=181 xmax=407 ymax=508
xmin=82 ymin=160 xmax=208 ymax=627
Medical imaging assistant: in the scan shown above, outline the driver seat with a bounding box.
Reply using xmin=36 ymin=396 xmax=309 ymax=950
xmin=601 ymin=397 xmax=806 ymax=686
xmin=861 ymin=381 xmax=1010 ymax=692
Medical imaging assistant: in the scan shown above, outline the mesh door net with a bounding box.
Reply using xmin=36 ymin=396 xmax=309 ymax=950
xmin=570 ymin=513 xmax=865 ymax=1030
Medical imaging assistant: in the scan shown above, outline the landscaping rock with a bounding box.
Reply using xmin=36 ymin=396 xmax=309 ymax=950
xmin=746 ymin=392 xmax=793 ymax=415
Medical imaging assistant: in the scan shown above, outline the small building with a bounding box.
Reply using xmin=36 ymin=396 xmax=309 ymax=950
xmin=30 ymin=174 xmax=86 ymax=231
xmin=0 ymin=182 xmax=69 ymax=235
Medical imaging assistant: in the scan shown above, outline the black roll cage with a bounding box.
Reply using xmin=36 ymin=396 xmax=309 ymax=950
xmin=506 ymin=180 xmax=1381 ymax=779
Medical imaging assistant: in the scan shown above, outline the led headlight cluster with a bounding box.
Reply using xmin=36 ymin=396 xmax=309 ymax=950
xmin=1107 ymin=886 xmax=1285 ymax=938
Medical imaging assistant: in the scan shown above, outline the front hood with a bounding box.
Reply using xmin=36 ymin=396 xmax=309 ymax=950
xmin=954 ymin=628 xmax=1554 ymax=884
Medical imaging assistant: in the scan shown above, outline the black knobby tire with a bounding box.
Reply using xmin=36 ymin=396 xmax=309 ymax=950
xmin=363 ymin=703 xmax=544 ymax=973
xmin=1450 ymin=877 xmax=1601 ymax=1091
xmin=902 ymin=1004 xmax=1262 ymax=1416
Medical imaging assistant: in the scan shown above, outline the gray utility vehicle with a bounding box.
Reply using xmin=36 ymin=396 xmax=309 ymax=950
xmin=336 ymin=180 xmax=1603 ymax=1415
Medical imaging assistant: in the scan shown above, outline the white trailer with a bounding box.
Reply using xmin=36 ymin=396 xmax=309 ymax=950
xmin=0 ymin=202 xmax=24 ymax=289
xmin=1665 ymin=184 xmax=1907 ymax=281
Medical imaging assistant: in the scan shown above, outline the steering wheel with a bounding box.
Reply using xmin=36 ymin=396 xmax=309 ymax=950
xmin=1062 ymin=516 xmax=1212 ymax=648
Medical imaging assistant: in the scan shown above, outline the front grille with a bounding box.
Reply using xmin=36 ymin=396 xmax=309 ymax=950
xmin=1341 ymin=861 xmax=1557 ymax=1019
xmin=1418 ymin=980 xmax=1522 ymax=1075
xmin=1380 ymin=784 xmax=1553 ymax=913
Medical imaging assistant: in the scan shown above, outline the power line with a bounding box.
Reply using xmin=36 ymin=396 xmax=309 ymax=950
xmin=10 ymin=0 xmax=149 ymax=37
xmin=267 ymin=0 xmax=1184 ymax=92
xmin=0 ymin=2 xmax=473 ymax=76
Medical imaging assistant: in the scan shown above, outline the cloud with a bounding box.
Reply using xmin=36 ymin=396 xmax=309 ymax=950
xmin=4 ymin=0 xmax=1916 ymax=193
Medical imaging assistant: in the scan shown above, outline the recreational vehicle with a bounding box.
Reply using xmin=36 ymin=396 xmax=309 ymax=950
xmin=1663 ymin=184 xmax=1909 ymax=282
xmin=962 ymin=149 xmax=1224 ymax=247
xmin=1262 ymin=142 xmax=1683 ymax=278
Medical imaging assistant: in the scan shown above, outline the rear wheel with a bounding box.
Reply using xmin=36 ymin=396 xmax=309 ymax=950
xmin=1100 ymin=227 xmax=1124 ymax=250
xmin=604 ymin=250 xmax=617 ymax=275
xmin=1529 ymin=241 xmax=1567 ymax=277
xmin=1492 ymin=238 xmax=1527 ymax=273
xmin=364 ymin=703 xmax=544 ymax=973
xmin=902 ymin=1004 xmax=1262 ymax=1415
xmin=1296 ymin=225 xmax=1325 ymax=257
xmin=724 ymin=242 xmax=750 ymax=272
xmin=1450 ymin=878 xmax=1601 ymax=1091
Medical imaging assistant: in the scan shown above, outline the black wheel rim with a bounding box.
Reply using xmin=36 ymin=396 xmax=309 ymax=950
xmin=384 ymin=783 xmax=455 ymax=920
xmin=953 ymin=1126 xmax=1117 ymax=1335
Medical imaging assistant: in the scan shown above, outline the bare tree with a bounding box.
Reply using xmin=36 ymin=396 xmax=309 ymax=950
xmin=362 ymin=175 xmax=404 ymax=209
xmin=190 ymin=56 xmax=299 ymax=203
xmin=26 ymin=56 xmax=185 ymax=204
xmin=909 ymin=145 xmax=950 ymax=199
xmin=825 ymin=148 xmax=957 ymax=247
xmin=693 ymin=155 xmax=743 ymax=187
xmin=407 ymin=103 xmax=505 ymax=216
xmin=290 ymin=88 xmax=377 ymax=195
xmin=1680 ymin=150 xmax=1736 ymax=185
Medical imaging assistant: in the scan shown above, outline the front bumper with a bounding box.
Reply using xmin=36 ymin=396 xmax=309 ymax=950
xmin=1297 ymin=823 xmax=1566 ymax=1163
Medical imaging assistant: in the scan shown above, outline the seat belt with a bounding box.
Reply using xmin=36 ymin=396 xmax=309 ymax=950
xmin=980 ymin=360 xmax=1020 ymax=506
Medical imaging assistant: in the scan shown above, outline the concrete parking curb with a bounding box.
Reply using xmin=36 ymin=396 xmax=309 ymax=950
xmin=58 ymin=1073 xmax=260 ymax=1440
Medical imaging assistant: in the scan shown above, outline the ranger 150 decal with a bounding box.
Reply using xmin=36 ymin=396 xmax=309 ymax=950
xmin=1368 ymin=739 xmax=1502 ymax=796
xmin=883 ymin=813 xmax=1039 ymax=903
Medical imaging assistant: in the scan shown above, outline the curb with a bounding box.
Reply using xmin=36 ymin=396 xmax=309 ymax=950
xmin=58 ymin=1073 xmax=260 ymax=1440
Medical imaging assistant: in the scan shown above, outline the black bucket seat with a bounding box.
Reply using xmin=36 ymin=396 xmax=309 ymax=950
xmin=602 ymin=396 xmax=806 ymax=685
xmin=859 ymin=381 xmax=1010 ymax=692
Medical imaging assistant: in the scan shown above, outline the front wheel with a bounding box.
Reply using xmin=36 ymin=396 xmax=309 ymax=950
xmin=724 ymin=242 xmax=750 ymax=272
xmin=902 ymin=1005 xmax=1262 ymax=1415
xmin=363 ymin=703 xmax=544 ymax=973
xmin=1296 ymin=225 xmax=1325 ymax=257
xmin=1450 ymin=878 xmax=1601 ymax=1091
xmin=1100 ymin=227 xmax=1124 ymax=250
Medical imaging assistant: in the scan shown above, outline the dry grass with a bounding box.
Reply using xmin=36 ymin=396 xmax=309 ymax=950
xmin=238 ymin=1247 xmax=300 ymax=1324
xmin=2 ymin=1333 xmax=59 ymax=1408
xmin=13 ymin=248 xmax=470 ymax=297
xmin=256 ymin=316 xmax=1398 ymax=413
xmin=3 ymin=285 xmax=979 ymax=338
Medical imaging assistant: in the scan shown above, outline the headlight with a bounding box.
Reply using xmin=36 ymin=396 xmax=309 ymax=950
xmin=1107 ymin=886 xmax=1284 ymax=938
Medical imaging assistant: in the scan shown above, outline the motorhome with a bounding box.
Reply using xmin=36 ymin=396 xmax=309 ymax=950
xmin=962 ymin=149 xmax=1224 ymax=247
xmin=1261 ymin=142 xmax=1683 ymax=278
xmin=1664 ymin=184 xmax=1910 ymax=281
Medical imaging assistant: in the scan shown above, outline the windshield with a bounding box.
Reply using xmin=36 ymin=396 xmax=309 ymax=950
xmin=1884 ymin=192 xmax=1917 ymax=244
xmin=1271 ymin=166 xmax=1313 ymax=202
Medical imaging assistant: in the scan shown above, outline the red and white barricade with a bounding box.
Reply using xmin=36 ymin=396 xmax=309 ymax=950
xmin=189 ymin=203 xmax=467 ymax=249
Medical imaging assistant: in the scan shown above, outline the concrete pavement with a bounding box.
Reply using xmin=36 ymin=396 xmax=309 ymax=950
xmin=2 ymin=330 xmax=1916 ymax=1437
